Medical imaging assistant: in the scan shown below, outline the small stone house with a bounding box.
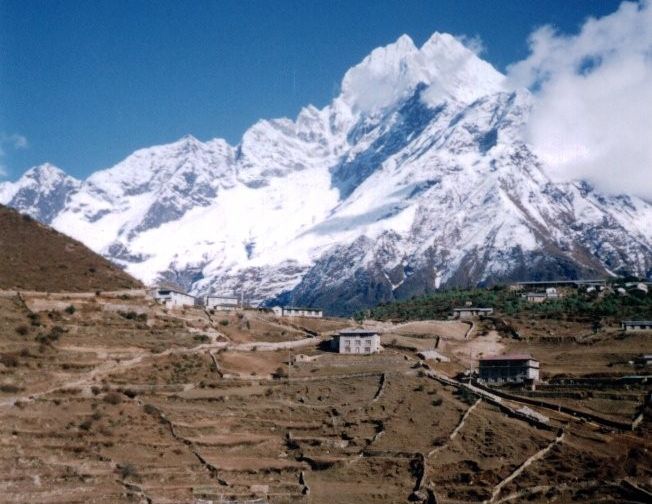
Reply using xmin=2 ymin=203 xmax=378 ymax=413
xmin=205 ymin=295 xmax=239 ymax=310
xmin=621 ymin=320 xmax=652 ymax=332
xmin=523 ymin=292 xmax=546 ymax=303
xmin=453 ymin=307 xmax=494 ymax=319
xmin=332 ymin=329 xmax=381 ymax=354
xmin=478 ymin=354 xmax=540 ymax=384
xmin=272 ymin=306 xmax=323 ymax=318
xmin=150 ymin=288 xmax=196 ymax=308
xmin=523 ymin=287 xmax=560 ymax=303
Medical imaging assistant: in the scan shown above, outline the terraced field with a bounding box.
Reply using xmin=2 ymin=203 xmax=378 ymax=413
xmin=0 ymin=290 xmax=650 ymax=503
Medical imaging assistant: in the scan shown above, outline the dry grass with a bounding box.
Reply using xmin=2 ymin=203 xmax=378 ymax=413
xmin=0 ymin=205 xmax=141 ymax=291
xmin=0 ymin=291 xmax=650 ymax=503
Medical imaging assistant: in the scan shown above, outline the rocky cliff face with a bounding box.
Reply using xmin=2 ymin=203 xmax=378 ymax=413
xmin=2 ymin=33 xmax=651 ymax=314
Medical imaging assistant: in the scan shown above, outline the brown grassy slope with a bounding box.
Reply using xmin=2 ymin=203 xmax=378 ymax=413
xmin=0 ymin=205 xmax=141 ymax=291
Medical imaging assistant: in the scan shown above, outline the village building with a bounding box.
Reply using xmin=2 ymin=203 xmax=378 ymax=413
xmin=150 ymin=288 xmax=196 ymax=308
xmin=523 ymin=287 xmax=561 ymax=303
xmin=621 ymin=320 xmax=652 ymax=332
xmin=523 ymin=292 xmax=546 ymax=303
xmin=545 ymin=287 xmax=560 ymax=298
xmin=514 ymin=279 xmax=606 ymax=290
xmin=633 ymin=354 xmax=652 ymax=367
xmin=478 ymin=354 xmax=540 ymax=385
xmin=627 ymin=282 xmax=649 ymax=294
xmin=271 ymin=306 xmax=323 ymax=318
xmin=453 ymin=307 xmax=494 ymax=319
xmin=331 ymin=329 xmax=381 ymax=354
xmin=205 ymin=295 xmax=240 ymax=310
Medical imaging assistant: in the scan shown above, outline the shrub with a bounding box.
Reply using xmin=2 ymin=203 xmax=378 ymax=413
xmin=64 ymin=305 xmax=76 ymax=315
xmin=49 ymin=325 xmax=64 ymax=340
xmin=103 ymin=391 xmax=123 ymax=405
xmin=454 ymin=388 xmax=478 ymax=405
xmin=27 ymin=313 xmax=40 ymax=326
xmin=35 ymin=325 xmax=64 ymax=345
xmin=118 ymin=311 xmax=147 ymax=322
xmin=143 ymin=403 xmax=159 ymax=416
xmin=15 ymin=324 xmax=29 ymax=336
xmin=118 ymin=463 xmax=138 ymax=479
xmin=272 ymin=366 xmax=288 ymax=379
xmin=122 ymin=388 xmax=137 ymax=399
xmin=0 ymin=384 xmax=21 ymax=393
xmin=0 ymin=354 xmax=18 ymax=367
xmin=79 ymin=418 xmax=93 ymax=431
xmin=431 ymin=397 xmax=443 ymax=407
xmin=219 ymin=319 xmax=229 ymax=326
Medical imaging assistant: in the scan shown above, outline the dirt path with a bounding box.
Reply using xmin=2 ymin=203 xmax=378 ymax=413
xmin=484 ymin=430 xmax=565 ymax=504
xmin=427 ymin=398 xmax=481 ymax=458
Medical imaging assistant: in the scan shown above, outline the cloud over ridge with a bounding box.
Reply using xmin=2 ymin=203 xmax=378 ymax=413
xmin=508 ymin=0 xmax=652 ymax=199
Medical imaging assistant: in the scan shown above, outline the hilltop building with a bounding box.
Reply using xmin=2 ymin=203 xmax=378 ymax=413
xmin=150 ymin=288 xmax=196 ymax=308
xmin=205 ymin=295 xmax=240 ymax=310
xmin=621 ymin=320 xmax=652 ymax=332
xmin=271 ymin=306 xmax=323 ymax=318
xmin=523 ymin=287 xmax=560 ymax=303
xmin=453 ymin=307 xmax=493 ymax=319
xmin=513 ymin=279 xmax=606 ymax=290
xmin=478 ymin=354 xmax=540 ymax=385
xmin=331 ymin=329 xmax=381 ymax=354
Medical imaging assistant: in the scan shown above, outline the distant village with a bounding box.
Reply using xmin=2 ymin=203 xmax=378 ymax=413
xmin=150 ymin=277 xmax=652 ymax=388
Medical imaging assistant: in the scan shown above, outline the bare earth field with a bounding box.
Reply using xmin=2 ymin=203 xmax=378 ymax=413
xmin=0 ymin=290 xmax=650 ymax=503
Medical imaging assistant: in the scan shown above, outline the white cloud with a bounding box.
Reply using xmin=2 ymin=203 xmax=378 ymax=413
xmin=454 ymin=34 xmax=485 ymax=56
xmin=507 ymin=0 xmax=652 ymax=199
xmin=0 ymin=133 xmax=28 ymax=178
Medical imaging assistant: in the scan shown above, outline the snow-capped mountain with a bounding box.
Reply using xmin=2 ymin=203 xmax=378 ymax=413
xmin=2 ymin=33 xmax=651 ymax=314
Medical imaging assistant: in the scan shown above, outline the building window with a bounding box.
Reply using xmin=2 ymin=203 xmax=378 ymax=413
xmin=364 ymin=347 xmax=371 ymax=353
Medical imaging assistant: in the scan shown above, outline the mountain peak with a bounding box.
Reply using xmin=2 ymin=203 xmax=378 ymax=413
xmin=24 ymin=162 xmax=68 ymax=180
xmin=341 ymin=31 xmax=505 ymax=114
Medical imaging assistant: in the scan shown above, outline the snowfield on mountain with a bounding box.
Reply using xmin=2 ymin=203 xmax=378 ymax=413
xmin=2 ymin=33 xmax=651 ymax=314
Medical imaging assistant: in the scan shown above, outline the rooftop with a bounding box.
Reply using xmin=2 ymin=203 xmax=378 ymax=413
xmin=515 ymin=279 xmax=606 ymax=285
xmin=338 ymin=328 xmax=379 ymax=336
xmin=153 ymin=287 xmax=194 ymax=297
xmin=453 ymin=307 xmax=493 ymax=311
xmin=621 ymin=320 xmax=652 ymax=324
xmin=480 ymin=353 xmax=535 ymax=362
xmin=283 ymin=306 xmax=322 ymax=311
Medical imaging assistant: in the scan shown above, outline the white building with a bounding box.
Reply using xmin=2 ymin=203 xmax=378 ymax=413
xmin=150 ymin=288 xmax=196 ymax=308
xmin=332 ymin=329 xmax=381 ymax=354
xmin=205 ymin=295 xmax=239 ymax=310
xmin=545 ymin=287 xmax=560 ymax=299
xmin=523 ymin=288 xmax=560 ymax=303
xmin=272 ymin=306 xmax=323 ymax=318
xmin=453 ymin=307 xmax=494 ymax=319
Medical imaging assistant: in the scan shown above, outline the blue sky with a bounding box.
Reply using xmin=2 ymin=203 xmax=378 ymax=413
xmin=0 ymin=0 xmax=623 ymax=180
